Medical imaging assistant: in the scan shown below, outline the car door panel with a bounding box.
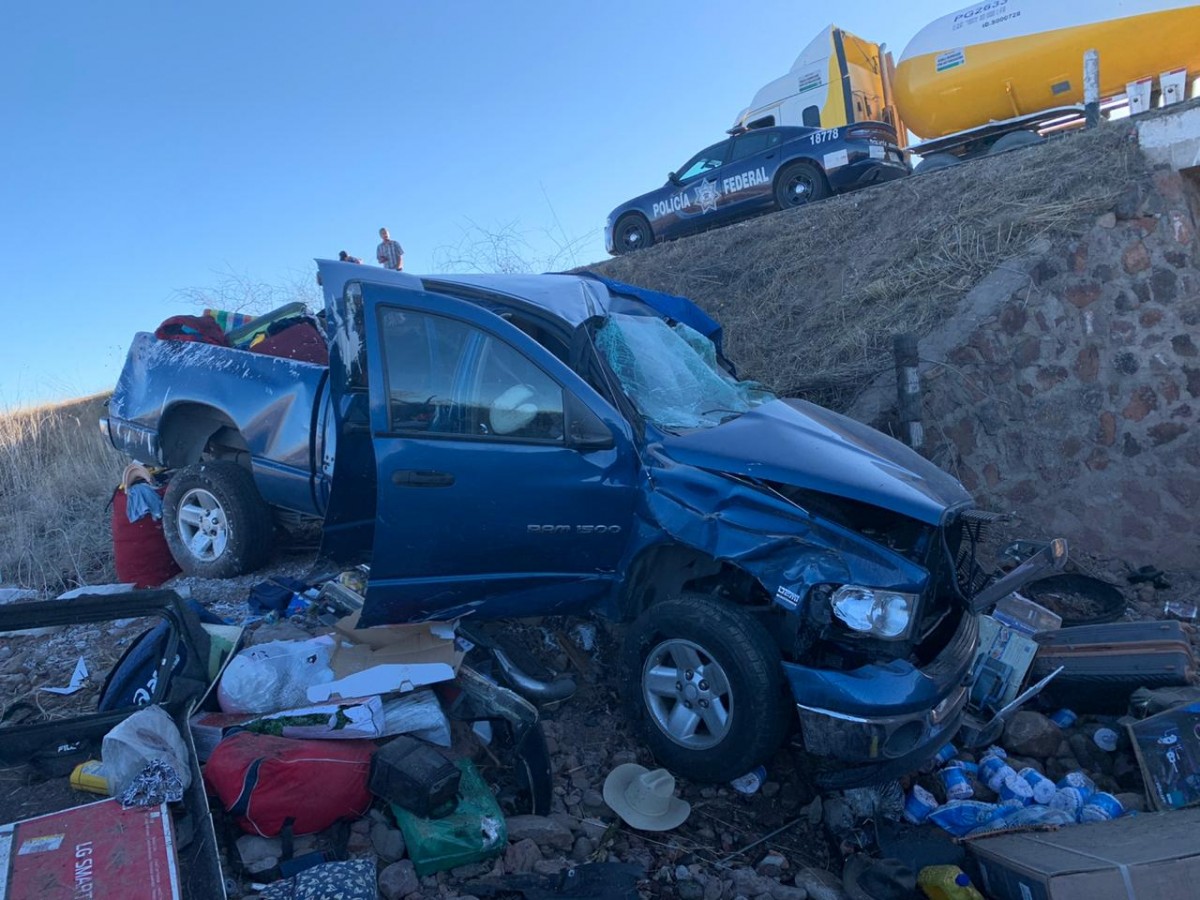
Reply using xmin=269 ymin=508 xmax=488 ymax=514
xmin=352 ymin=283 xmax=641 ymax=626
xmin=647 ymin=140 xmax=730 ymax=238
xmin=719 ymin=131 xmax=783 ymax=215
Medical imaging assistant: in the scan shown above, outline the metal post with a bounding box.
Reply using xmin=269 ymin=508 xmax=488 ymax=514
xmin=893 ymin=333 xmax=923 ymax=449
xmin=1084 ymin=50 xmax=1101 ymax=128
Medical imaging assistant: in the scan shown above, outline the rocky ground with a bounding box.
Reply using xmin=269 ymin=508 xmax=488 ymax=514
xmin=1 ymin=544 xmax=1199 ymax=899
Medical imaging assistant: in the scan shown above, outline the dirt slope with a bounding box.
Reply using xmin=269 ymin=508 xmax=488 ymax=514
xmin=589 ymin=122 xmax=1137 ymax=411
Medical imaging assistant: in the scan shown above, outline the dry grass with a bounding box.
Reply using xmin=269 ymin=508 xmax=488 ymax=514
xmin=591 ymin=120 xmax=1142 ymax=409
xmin=0 ymin=394 xmax=126 ymax=595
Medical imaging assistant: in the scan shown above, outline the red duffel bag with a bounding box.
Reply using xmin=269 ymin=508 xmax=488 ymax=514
xmin=204 ymin=733 xmax=375 ymax=837
xmin=111 ymin=485 xmax=180 ymax=588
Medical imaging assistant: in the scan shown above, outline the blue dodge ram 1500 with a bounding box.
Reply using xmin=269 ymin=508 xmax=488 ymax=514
xmin=105 ymin=261 xmax=1053 ymax=785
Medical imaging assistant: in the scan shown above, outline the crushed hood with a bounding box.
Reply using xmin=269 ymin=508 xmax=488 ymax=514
xmin=659 ymin=399 xmax=972 ymax=524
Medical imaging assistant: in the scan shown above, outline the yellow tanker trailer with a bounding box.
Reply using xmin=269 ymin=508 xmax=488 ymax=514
xmin=732 ymin=1 xmax=1200 ymax=173
xmin=896 ymin=0 xmax=1200 ymax=168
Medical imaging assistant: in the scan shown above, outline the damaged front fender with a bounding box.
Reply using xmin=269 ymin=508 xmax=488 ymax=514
xmin=642 ymin=447 xmax=930 ymax=608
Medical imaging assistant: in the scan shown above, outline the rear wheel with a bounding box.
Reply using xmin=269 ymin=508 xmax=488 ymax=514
xmin=915 ymin=152 xmax=962 ymax=174
xmin=988 ymin=129 xmax=1045 ymax=155
xmin=774 ymin=161 xmax=830 ymax=209
xmin=622 ymin=594 xmax=791 ymax=782
xmin=612 ymin=213 xmax=654 ymax=254
xmin=163 ymin=461 xmax=273 ymax=578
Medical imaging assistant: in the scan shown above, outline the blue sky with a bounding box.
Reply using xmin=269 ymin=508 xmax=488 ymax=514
xmin=0 ymin=1 xmax=950 ymax=408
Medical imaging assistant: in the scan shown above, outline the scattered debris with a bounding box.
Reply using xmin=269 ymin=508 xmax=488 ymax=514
xmin=41 ymin=655 xmax=88 ymax=695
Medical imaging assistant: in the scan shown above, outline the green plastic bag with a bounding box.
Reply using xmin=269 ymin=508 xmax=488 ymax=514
xmin=392 ymin=759 xmax=507 ymax=876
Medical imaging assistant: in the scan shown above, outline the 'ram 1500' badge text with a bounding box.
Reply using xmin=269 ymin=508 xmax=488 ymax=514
xmin=528 ymin=525 xmax=623 ymax=534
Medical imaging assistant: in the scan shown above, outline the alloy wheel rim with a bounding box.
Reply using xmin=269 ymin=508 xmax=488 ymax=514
xmin=788 ymin=176 xmax=811 ymax=204
xmin=642 ymin=638 xmax=733 ymax=749
xmin=176 ymin=487 xmax=229 ymax=562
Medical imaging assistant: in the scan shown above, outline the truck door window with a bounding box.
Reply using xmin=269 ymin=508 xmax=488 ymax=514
xmin=379 ymin=308 xmax=564 ymax=442
xmin=802 ymin=105 xmax=821 ymax=127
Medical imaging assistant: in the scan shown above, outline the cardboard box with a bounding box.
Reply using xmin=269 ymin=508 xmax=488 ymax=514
xmin=1127 ymin=699 xmax=1200 ymax=810
xmin=0 ymin=800 xmax=180 ymax=899
xmin=308 ymin=614 xmax=465 ymax=702
xmin=332 ymin=611 xmax=462 ymax=662
xmin=970 ymin=808 xmax=1200 ymax=900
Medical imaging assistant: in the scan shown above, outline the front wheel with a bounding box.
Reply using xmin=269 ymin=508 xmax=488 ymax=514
xmin=163 ymin=461 xmax=274 ymax=578
xmin=774 ymin=161 xmax=830 ymax=209
xmin=612 ymin=213 xmax=655 ymax=254
xmin=621 ymin=594 xmax=791 ymax=783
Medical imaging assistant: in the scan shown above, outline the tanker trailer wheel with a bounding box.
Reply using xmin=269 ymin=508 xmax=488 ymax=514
xmin=774 ymin=161 xmax=830 ymax=209
xmin=915 ymin=152 xmax=962 ymax=174
xmin=988 ymin=130 xmax=1045 ymax=155
xmin=163 ymin=461 xmax=273 ymax=578
xmin=613 ymin=213 xmax=655 ymax=254
xmin=621 ymin=594 xmax=791 ymax=783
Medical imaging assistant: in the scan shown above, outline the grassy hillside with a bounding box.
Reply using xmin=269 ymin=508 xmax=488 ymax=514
xmin=0 ymin=395 xmax=125 ymax=595
xmin=590 ymin=121 xmax=1140 ymax=410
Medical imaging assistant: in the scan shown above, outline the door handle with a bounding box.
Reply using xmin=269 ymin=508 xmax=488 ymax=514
xmin=392 ymin=469 xmax=455 ymax=487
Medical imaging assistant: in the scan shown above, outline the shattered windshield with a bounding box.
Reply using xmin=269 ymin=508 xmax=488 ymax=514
xmin=595 ymin=313 xmax=775 ymax=430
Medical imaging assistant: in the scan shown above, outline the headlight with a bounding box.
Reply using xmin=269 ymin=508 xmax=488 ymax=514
xmin=831 ymin=585 xmax=918 ymax=640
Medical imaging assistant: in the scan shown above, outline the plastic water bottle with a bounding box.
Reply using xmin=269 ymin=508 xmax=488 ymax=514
xmin=917 ymin=865 xmax=986 ymax=899
xmin=730 ymin=765 xmax=767 ymax=795
xmin=1049 ymin=787 xmax=1091 ymax=820
xmin=1018 ymin=768 xmax=1057 ymax=805
xmin=1049 ymin=708 xmax=1077 ymax=728
xmin=1057 ymin=772 xmax=1097 ymax=793
xmin=998 ymin=773 xmax=1034 ymax=806
xmin=940 ymin=765 xmax=974 ymax=801
xmin=928 ymin=800 xmax=1002 ymax=837
xmin=984 ymin=763 xmax=1012 ymax=792
xmin=931 ymin=743 xmax=958 ymax=767
xmin=1093 ymin=727 xmax=1119 ymax=751
xmin=1080 ymin=792 xmax=1124 ymax=822
xmin=980 ymin=745 xmax=1008 ymax=760
xmin=903 ymin=784 xmax=939 ymax=824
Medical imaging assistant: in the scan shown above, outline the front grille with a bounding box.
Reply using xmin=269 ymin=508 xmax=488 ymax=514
xmin=948 ymin=508 xmax=1008 ymax=602
xmin=921 ymin=610 xmax=979 ymax=686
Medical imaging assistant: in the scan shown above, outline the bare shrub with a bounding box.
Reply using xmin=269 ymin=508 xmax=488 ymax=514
xmin=589 ymin=121 xmax=1139 ymax=410
xmin=0 ymin=395 xmax=125 ymax=594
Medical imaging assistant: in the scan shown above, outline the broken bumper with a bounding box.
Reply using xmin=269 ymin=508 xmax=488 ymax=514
xmin=784 ymin=611 xmax=978 ymax=787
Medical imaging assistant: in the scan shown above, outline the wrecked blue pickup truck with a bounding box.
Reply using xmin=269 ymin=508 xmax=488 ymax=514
xmin=105 ymin=261 xmax=1055 ymax=785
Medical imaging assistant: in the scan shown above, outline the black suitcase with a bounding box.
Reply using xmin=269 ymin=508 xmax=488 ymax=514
xmin=1031 ymin=620 xmax=1196 ymax=712
xmin=368 ymin=735 xmax=461 ymax=819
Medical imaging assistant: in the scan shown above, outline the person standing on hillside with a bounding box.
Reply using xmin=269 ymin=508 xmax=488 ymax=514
xmin=376 ymin=227 xmax=404 ymax=271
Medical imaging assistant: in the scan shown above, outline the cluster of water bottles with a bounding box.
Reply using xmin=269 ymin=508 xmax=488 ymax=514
xmin=903 ymin=735 xmax=1128 ymax=838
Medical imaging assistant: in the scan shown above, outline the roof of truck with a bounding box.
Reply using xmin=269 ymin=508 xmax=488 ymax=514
xmin=314 ymin=260 xmax=724 ymax=346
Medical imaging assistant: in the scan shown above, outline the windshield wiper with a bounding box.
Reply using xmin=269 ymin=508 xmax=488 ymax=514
xmin=698 ymin=407 xmax=746 ymax=424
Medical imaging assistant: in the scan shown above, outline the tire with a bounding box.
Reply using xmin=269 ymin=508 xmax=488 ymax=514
xmin=774 ymin=161 xmax=830 ymax=209
xmin=163 ymin=461 xmax=273 ymax=578
xmin=914 ymin=152 xmax=962 ymax=174
xmin=612 ymin=213 xmax=654 ymax=254
xmin=988 ymin=129 xmax=1045 ymax=155
xmin=621 ymin=594 xmax=791 ymax=783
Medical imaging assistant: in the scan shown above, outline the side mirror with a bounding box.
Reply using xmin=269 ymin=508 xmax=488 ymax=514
xmin=667 ymin=172 xmax=683 ymax=186
xmin=566 ymin=394 xmax=616 ymax=452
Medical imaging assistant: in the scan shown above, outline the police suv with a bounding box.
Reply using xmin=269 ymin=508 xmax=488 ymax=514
xmin=605 ymin=123 xmax=908 ymax=254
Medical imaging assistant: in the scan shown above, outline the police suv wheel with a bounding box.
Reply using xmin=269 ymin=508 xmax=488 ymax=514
xmin=622 ymin=594 xmax=791 ymax=783
xmin=774 ymin=161 xmax=830 ymax=208
xmin=613 ymin=214 xmax=654 ymax=254
xmin=163 ymin=461 xmax=273 ymax=579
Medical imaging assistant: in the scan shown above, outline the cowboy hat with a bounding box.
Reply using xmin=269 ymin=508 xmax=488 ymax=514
xmin=602 ymin=763 xmax=690 ymax=832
